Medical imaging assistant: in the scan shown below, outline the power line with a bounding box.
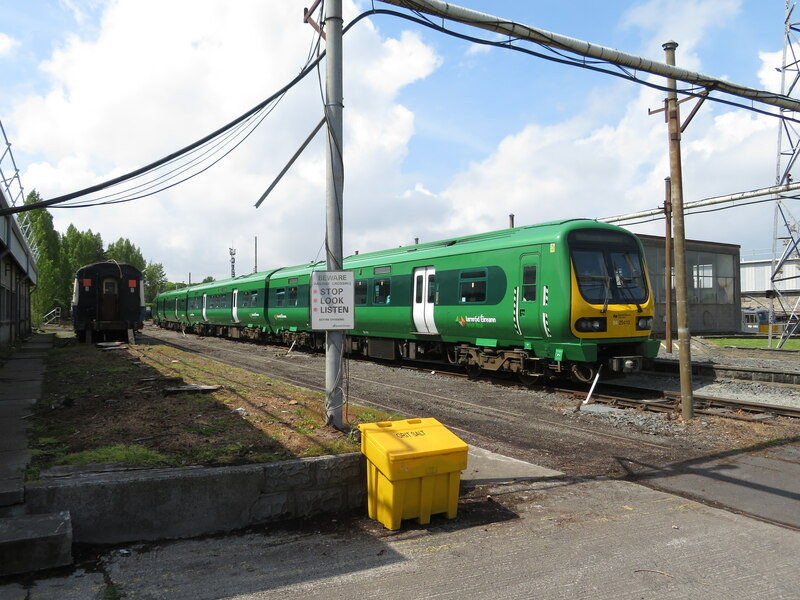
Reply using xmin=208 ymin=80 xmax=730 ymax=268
xmin=5 ymin=7 xmax=798 ymax=217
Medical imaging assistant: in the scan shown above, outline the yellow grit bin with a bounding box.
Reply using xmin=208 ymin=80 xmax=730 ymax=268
xmin=359 ymin=418 xmax=469 ymax=530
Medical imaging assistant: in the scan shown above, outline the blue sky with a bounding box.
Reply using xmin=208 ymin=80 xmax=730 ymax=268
xmin=0 ymin=0 xmax=794 ymax=281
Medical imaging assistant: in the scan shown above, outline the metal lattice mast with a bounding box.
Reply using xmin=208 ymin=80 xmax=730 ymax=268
xmin=771 ymin=1 xmax=800 ymax=347
xmin=0 ymin=120 xmax=39 ymax=262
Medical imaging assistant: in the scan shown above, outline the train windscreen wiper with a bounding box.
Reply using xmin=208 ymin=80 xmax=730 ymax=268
xmin=601 ymin=275 xmax=611 ymax=314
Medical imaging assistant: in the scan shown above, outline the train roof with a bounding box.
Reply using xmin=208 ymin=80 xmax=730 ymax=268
xmin=75 ymin=261 xmax=142 ymax=278
xmin=341 ymin=218 xmax=626 ymax=268
xmin=155 ymin=219 xmax=634 ymax=299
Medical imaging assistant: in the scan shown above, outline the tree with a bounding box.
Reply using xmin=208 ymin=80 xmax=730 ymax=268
xmin=60 ymin=225 xmax=105 ymax=305
xmin=143 ymin=262 xmax=167 ymax=303
xmin=201 ymin=276 xmax=215 ymax=283
xmin=106 ymin=238 xmax=145 ymax=271
xmin=62 ymin=225 xmax=104 ymax=274
xmin=25 ymin=190 xmax=66 ymax=320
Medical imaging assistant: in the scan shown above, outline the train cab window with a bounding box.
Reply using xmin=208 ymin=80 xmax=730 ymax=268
xmin=373 ymin=279 xmax=391 ymax=304
xmin=288 ymin=286 xmax=298 ymax=307
xmin=355 ymin=280 xmax=368 ymax=305
xmin=459 ymin=270 xmax=487 ymax=303
xmin=274 ymin=288 xmax=285 ymax=307
xmin=522 ymin=266 xmax=537 ymax=301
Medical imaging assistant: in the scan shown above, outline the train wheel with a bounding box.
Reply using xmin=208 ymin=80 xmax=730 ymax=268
xmin=518 ymin=372 xmax=540 ymax=387
xmin=465 ymin=363 xmax=482 ymax=380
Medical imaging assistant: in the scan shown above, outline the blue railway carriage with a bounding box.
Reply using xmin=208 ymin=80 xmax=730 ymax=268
xmin=155 ymin=219 xmax=660 ymax=382
xmin=72 ymin=261 xmax=145 ymax=343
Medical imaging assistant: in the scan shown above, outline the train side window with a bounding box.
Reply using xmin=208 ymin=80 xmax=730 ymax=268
xmin=288 ymin=286 xmax=298 ymax=307
xmin=415 ymin=275 xmax=423 ymax=303
xmin=459 ymin=270 xmax=486 ymax=303
xmin=274 ymin=288 xmax=285 ymax=307
xmin=374 ymin=279 xmax=391 ymax=304
xmin=522 ymin=266 xmax=537 ymax=301
xmin=355 ymin=280 xmax=368 ymax=305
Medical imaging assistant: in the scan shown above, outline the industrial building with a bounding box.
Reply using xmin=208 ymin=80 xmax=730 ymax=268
xmin=0 ymin=189 xmax=37 ymax=348
xmin=637 ymin=234 xmax=741 ymax=336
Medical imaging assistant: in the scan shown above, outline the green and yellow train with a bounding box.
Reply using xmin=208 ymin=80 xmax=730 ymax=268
xmin=155 ymin=219 xmax=660 ymax=382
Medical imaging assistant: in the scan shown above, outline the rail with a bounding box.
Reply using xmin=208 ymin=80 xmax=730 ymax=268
xmin=42 ymin=307 xmax=62 ymax=325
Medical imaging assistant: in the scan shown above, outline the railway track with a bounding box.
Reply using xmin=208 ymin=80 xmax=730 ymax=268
xmin=573 ymin=382 xmax=800 ymax=420
xmin=142 ymin=327 xmax=800 ymax=425
xmin=650 ymin=359 xmax=800 ymax=386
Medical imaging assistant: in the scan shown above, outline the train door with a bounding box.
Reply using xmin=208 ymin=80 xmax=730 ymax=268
xmin=100 ymin=278 xmax=118 ymax=321
xmin=202 ymin=294 xmax=208 ymax=322
xmin=232 ymin=289 xmax=240 ymax=324
xmin=516 ymin=254 xmax=543 ymax=339
xmin=412 ymin=266 xmax=438 ymax=334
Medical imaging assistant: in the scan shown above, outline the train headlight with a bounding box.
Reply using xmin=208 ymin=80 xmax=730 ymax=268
xmin=636 ymin=316 xmax=653 ymax=330
xmin=575 ymin=317 xmax=607 ymax=332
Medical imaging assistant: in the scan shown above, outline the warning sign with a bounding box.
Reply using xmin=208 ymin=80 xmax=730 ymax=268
xmin=310 ymin=270 xmax=355 ymax=330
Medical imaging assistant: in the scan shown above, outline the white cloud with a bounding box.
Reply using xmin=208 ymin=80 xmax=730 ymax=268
xmin=7 ymin=0 xmax=786 ymax=284
xmin=12 ymin=0 xmax=443 ymax=282
xmin=622 ymin=0 xmax=741 ymax=66
xmin=0 ymin=33 xmax=20 ymax=57
xmin=758 ymin=48 xmax=786 ymax=93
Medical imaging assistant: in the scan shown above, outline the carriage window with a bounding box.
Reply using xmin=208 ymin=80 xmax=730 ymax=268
xmin=459 ymin=270 xmax=487 ymax=303
xmin=427 ymin=274 xmax=436 ymax=303
xmin=522 ymin=266 xmax=537 ymax=301
xmin=103 ymin=280 xmax=117 ymax=294
xmin=374 ymin=279 xmax=391 ymax=304
xmin=415 ymin=275 xmax=423 ymax=303
xmin=274 ymin=288 xmax=285 ymax=307
xmin=288 ymin=286 xmax=298 ymax=307
xmin=355 ymin=280 xmax=368 ymax=305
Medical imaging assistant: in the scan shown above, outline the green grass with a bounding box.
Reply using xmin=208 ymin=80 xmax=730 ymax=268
xmin=185 ymin=421 xmax=229 ymax=436
xmin=707 ymin=337 xmax=800 ymax=350
xmin=55 ymin=444 xmax=168 ymax=467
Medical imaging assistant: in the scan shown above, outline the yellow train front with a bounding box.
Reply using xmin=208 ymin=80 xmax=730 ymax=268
xmin=555 ymin=225 xmax=659 ymax=381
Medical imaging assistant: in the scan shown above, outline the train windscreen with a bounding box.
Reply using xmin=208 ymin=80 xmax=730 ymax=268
xmin=568 ymin=229 xmax=648 ymax=306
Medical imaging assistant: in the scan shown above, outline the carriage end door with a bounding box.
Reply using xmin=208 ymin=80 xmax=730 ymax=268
xmin=517 ymin=254 xmax=543 ymax=339
xmin=412 ymin=267 xmax=437 ymax=334
xmin=202 ymin=294 xmax=208 ymax=322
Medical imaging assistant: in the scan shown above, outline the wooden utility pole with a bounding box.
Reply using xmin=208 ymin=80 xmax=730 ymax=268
xmin=663 ymin=41 xmax=694 ymax=420
xmin=664 ymin=177 xmax=673 ymax=353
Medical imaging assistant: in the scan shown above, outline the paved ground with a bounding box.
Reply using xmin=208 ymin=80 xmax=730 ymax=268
xmin=1 ymin=332 xmax=799 ymax=598
xmin=0 ymin=334 xmax=51 ymax=509
xmin=2 ymin=474 xmax=798 ymax=600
